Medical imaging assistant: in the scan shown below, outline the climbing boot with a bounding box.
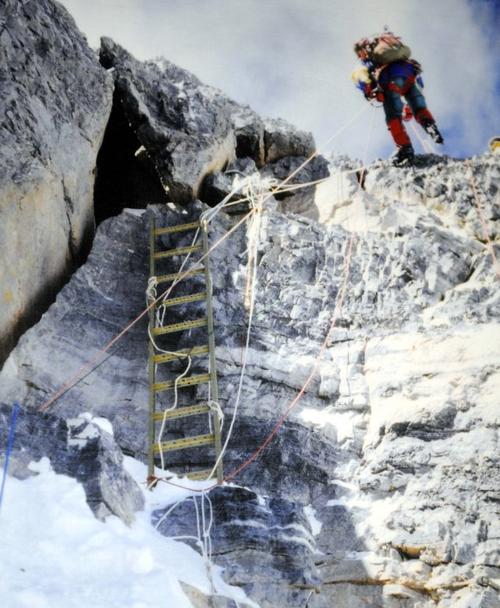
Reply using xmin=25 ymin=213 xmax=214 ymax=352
xmin=392 ymin=144 xmax=415 ymax=167
xmin=422 ymin=121 xmax=444 ymax=144
xmin=415 ymin=109 xmax=444 ymax=144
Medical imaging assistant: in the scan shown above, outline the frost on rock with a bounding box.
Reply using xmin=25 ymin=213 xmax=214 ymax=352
xmin=1 ymin=150 xmax=498 ymax=606
xmin=0 ymin=149 xmax=499 ymax=606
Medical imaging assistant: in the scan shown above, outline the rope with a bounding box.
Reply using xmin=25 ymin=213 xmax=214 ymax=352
xmin=38 ymin=104 xmax=371 ymax=416
xmin=150 ymin=175 xmax=270 ymax=471
xmin=147 ymin=227 xmax=200 ymax=469
xmin=38 ymin=210 xmax=253 ymax=413
xmin=153 ymin=111 xmax=374 ymax=493
xmin=153 ymin=490 xmax=216 ymax=590
xmin=465 ymin=159 xmax=500 ymax=279
xmin=206 ymin=175 xmax=267 ymax=480
xmin=0 ymin=402 xmax=20 ymax=513
xmin=154 ymin=221 xmax=357 ymax=494
xmin=224 ymin=145 xmax=372 ymax=483
xmin=225 ymin=229 xmax=356 ymax=482
xmin=409 ymin=120 xmax=435 ymax=155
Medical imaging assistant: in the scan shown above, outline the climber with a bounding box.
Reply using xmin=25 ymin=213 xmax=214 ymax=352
xmin=489 ymin=136 xmax=500 ymax=154
xmin=352 ymin=32 xmax=444 ymax=166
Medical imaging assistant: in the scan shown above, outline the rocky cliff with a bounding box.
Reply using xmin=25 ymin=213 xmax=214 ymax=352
xmin=0 ymin=1 xmax=499 ymax=607
xmin=0 ymin=0 xmax=113 ymax=364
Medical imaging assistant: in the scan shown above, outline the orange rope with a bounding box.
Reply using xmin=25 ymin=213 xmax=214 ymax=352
xmin=153 ymin=230 xmax=356 ymax=494
xmin=38 ymin=106 xmax=370 ymax=414
xmin=152 ymin=157 xmax=370 ymax=493
xmin=39 ymin=210 xmax=254 ymax=412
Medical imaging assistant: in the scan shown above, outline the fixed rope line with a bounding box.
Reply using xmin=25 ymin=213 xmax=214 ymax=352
xmin=38 ymin=210 xmax=254 ymax=413
xmin=149 ymin=175 xmax=273 ymax=476
xmin=225 ymin=111 xmax=372 ymax=484
xmin=153 ymin=108 xmax=374 ymax=493
xmin=269 ymin=105 xmax=370 ymax=200
xmin=206 ymin=178 xmax=266 ymax=480
xmin=154 ymin=219 xmax=358 ymax=494
xmin=37 ymin=105 xmax=371 ymax=415
xmin=410 ymin=120 xmax=435 ymax=155
xmin=147 ymin=226 xmax=200 ymax=470
xmin=465 ymin=158 xmax=500 ymax=280
xmin=225 ymin=232 xmax=356 ymax=481
xmin=0 ymin=402 xmax=20 ymax=513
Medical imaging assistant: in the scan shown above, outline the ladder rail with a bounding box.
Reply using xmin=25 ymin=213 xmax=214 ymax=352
xmin=148 ymin=219 xmax=157 ymax=480
xmin=202 ymin=223 xmax=224 ymax=483
xmin=147 ymin=215 xmax=224 ymax=485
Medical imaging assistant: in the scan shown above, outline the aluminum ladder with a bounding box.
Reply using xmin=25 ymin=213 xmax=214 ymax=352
xmin=147 ymin=217 xmax=223 ymax=484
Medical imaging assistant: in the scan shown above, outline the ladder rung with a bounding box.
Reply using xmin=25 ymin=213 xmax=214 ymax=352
xmin=153 ymin=345 xmax=209 ymax=364
xmin=153 ymin=373 xmax=210 ymax=392
xmin=154 ymin=244 xmax=202 ymax=260
xmin=185 ymin=469 xmax=216 ymax=481
xmin=156 ymin=268 xmax=205 ymax=284
xmin=154 ymin=221 xmax=200 ymax=236
xmin=157 ymin=292 xmax=206 ymax=308
xmin=152 ymin=318 xmax=207 ymax=335
xmin=153 ymin=403 xmax=210 ymax=422
xmin=153 ymin=433 xmax=215 ymax=453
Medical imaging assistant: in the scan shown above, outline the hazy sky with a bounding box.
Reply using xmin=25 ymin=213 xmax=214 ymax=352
xmin=59 ymin=0 xmax=499 ymax=161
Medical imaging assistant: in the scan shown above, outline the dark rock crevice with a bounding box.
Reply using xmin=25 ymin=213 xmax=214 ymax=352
xmin=93 ymin=88 xmax=168 ymax=224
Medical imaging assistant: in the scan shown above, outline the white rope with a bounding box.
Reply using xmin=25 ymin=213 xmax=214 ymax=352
xmin=206 ymin=175 xmax=266 ymax=480
xmin=149 ymin=175 xmax=264 ymax=472
xmin=207 ymin=398 xmax=224 ymax=435
xmin=147 ymin=227 xmax=201 ymax=469
xmin=153 ymin=490 xmax=217 ymax=592
xmin=147 ymin=104 xmax=381 ymax=597
xmin=410 ymin=120 xmax=436 ymax=155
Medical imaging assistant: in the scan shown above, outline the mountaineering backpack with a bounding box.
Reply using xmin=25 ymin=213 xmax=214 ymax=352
xmin=371 ymin=33 xmax=411 ymax=65
xmin=355 ymin=32 xmax=412 ymax=66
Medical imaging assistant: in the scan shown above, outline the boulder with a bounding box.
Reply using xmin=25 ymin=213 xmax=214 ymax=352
xmin=100 ymin=37 xmax=236 ymax=203
xmin=0 ymin=403 xmax=144 ymax=524
xmin=0 ymin=0 xmax=113 ymax=365
xmin=99 ymin=37 xmax=323 ymax=206
xmin=263 ymin=117 xmax=315 ymax=163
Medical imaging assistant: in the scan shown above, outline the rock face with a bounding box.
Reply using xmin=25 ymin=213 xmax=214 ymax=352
xmin=99 ymin=37 xmax=320 ymax=205
xmin=0 ymin=403 xmax=144 ymax=524
xmin=1 ymin=151 xmax=499 ymax=606
xmin=0 ymin=0 xmax=113 ymax=366
xmin=1 ymin=3 xmax=499 ymax=602
xmin=155 ymin=486 xmax=320 ymax=608
xmin=0 ymin=209 xmax=151 ymax=456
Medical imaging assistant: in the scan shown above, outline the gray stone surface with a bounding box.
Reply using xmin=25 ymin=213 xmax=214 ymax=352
xmin=0 ymin=403 xmax=144 ymax=523
xmin=99 ymin=37 xmax=321 ymax=206
xmin=263 ymin=117 xmax=315 ymax=164
xmin=0 ymin=145 xmax=499 ymax=607
xmin=0 ymin=0 xmax=113 ymax=365
xmin=100 ymin=37 xmax=237 ymax=203
xmin=155 ymin=486 xmax=320 ymax=608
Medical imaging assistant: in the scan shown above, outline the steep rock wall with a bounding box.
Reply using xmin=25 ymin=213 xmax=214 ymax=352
xmin=0 ymin=0 xmax=113 ymax=365
xmin=0 ymin=2 xmax=498 ymax=604
xmin=1 ymin=154 xmax=498 ymax=607
xmin=99 ymin=37 xmax=317 ymax=203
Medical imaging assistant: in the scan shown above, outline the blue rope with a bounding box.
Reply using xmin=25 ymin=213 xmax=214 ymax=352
xmin=0 ymin=402 xmax=20 ymax=512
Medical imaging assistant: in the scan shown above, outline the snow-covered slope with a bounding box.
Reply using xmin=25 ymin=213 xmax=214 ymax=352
xmin=0 ymin=457 xmax=255 ymax=608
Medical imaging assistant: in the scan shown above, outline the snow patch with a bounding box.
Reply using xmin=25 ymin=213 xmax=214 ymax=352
xmin=81 ymin=412 xmax=114 ymax=436
xmin=0 ymin=457 xmax=256 ymax=608
xmin=304 ymin=505 xmax=322 ymax=536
